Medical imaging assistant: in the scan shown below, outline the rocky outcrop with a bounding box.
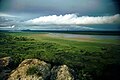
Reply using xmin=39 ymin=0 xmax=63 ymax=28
xmin=5 ymin=58 xmax=74 ymax=80
xmin=0 ymin=57 xmax=12 ymax=68
xmin=51 ymin=65 xmax=74 ymax=80
xmin=0 ymin=57 xmax=13 ymax=80
xmin=8 ymin=59 xmax=51 ymax=80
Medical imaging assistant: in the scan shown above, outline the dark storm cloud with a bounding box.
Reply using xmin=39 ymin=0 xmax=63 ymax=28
xmin=0 ymin=0 xmax=119 ymax=15
xmin=0 ymin=0 xmax=11 ymax=11
xmin=112 ymin=0 xmax=120 ymax=13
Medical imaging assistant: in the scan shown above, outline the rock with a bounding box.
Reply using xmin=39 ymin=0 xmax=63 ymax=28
xmin=6 ymin=58 xmax=75 ymax=80
xmin=8 ymin=59 xmax=51 ymax=80
xmin=0 ymin=57 xmax=13 ymax=80
xmin=0 ymin=57 xmax=12 ymax=68
xmin=51 ymin=65 xmax=74 ymax=80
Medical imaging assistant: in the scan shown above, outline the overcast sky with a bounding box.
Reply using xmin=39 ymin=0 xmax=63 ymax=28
xmin=0 ymin=0 xmax=120 ymax=31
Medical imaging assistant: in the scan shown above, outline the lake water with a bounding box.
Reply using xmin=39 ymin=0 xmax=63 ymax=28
xmin=48 ymin=33 xmax=120 ymax=40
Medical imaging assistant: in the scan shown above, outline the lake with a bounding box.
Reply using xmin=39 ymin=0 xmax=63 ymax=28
xmin=48 ymin=33 xmax=120 ymax=40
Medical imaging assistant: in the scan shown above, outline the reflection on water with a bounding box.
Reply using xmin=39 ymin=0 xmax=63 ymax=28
xmin=48 ymin=33 xmax=120 ymax=39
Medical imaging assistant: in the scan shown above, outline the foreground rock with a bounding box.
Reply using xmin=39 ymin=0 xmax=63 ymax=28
xmin=51 ymin=65 xmax=74 ymax=80
xmin=8 ymin=59 xmax=51 ymax=80
xmin=0 ymin=57 xmax=12 ymax=68
xmin=7 ymin=59 xmax=74 ymax=80
xmin=0 ymin=57 xmax=13 ymax=80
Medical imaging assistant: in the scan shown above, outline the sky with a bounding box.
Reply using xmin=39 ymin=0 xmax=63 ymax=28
xmin=0 ymin=0 xmax=120 ymax=31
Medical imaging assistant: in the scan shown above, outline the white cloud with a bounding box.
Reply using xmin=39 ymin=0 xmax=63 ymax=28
xmin=25 ymin=14 xmax=120 ymax=25
xmin=80 ymin=26 xmax=94 ymax=30
xmin=0 ymin=13 xmax=17 ymax=17
xmin=0 ymin=25 xmax=15 ymax=28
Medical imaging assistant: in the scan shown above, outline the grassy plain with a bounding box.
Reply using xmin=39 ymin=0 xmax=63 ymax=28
xmin=0 ymin=32 xmax=120 ymax=80
xmin=9 ymin=32 xmax=119 ymax=51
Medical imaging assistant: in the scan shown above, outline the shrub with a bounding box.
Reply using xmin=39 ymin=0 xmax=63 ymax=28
xmin=27 ymin=66 xmax=42 ymax=76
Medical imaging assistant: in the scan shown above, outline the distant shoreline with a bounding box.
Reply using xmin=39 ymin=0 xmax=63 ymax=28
xmin=0 ymin=30 xmax=120 ymax=35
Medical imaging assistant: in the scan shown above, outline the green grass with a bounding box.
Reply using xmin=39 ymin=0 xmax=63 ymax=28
xmin=1 ymin=32 xmax=120 ymax=80
xmin=8 ymin=32 xmax=119 ymax=52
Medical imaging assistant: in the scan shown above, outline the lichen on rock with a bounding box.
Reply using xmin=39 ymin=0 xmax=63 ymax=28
xmin=51 ymin=65 xmax=74 ymax=80
xmin=0 ymin=57 xmax=13 ymax=80
xmin=8 ymin=59 xmax=51 ymax=80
